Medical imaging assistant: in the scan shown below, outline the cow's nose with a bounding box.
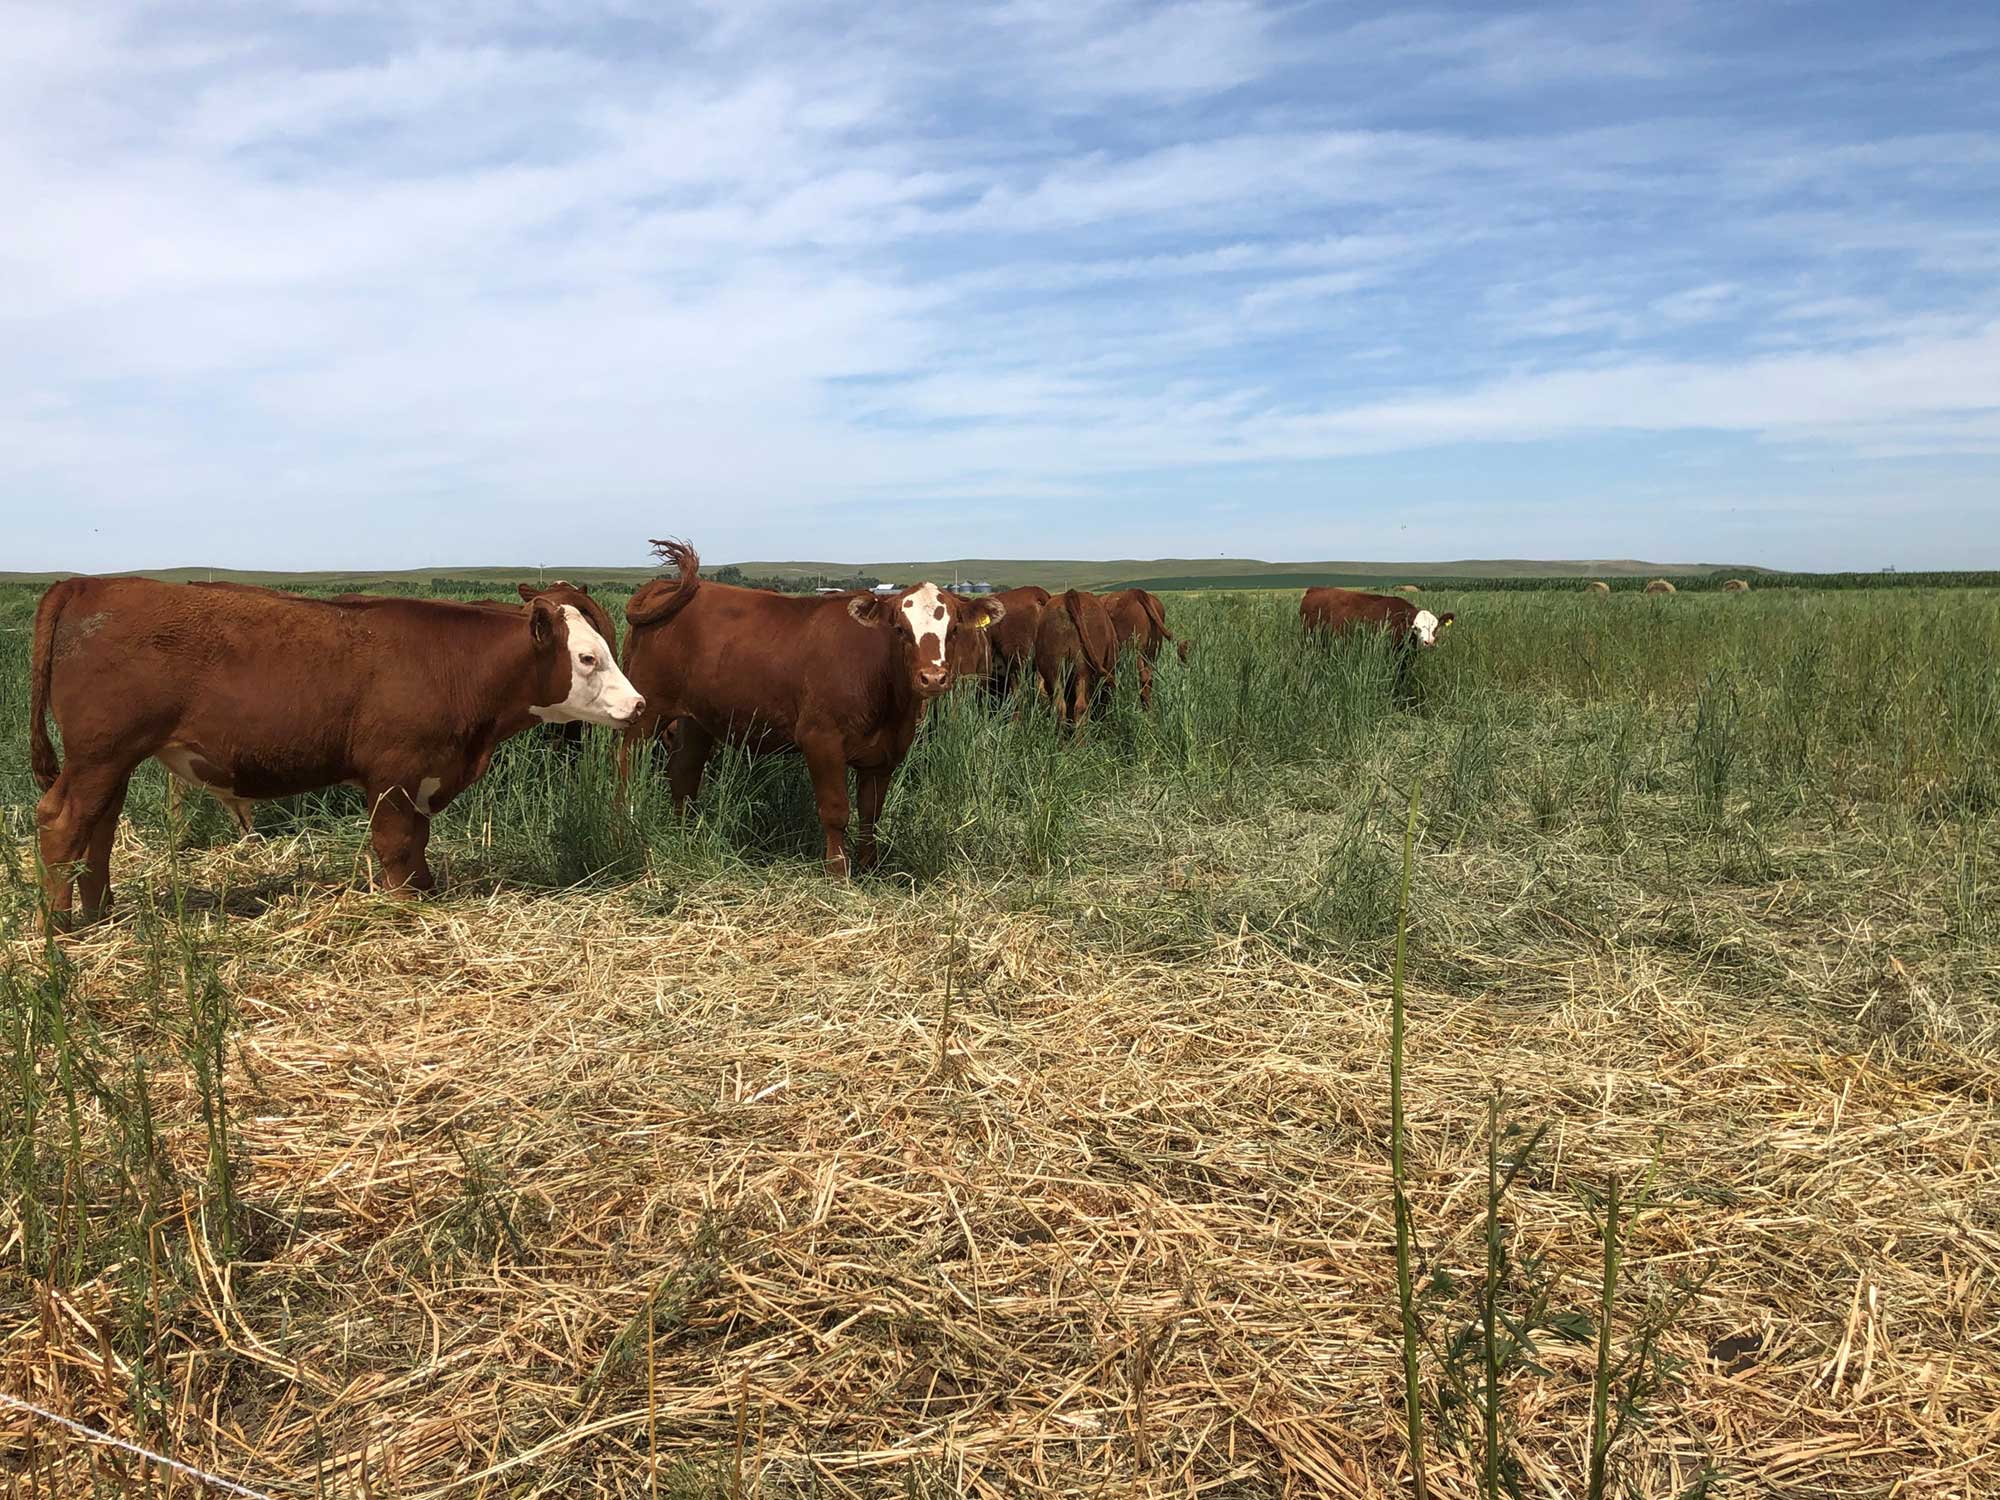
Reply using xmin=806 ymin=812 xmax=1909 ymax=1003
xmin=631 ymin=695 xmax=647 ymax=717
xmin=918 ymin=666 xmax=949 ymax=689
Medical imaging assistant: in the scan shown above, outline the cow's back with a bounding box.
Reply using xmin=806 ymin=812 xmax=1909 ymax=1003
xmin=1301 ymin=587 xmax=1414 ymax=642
xmin=625 ymin=584 xmax=894 ymax=752
xmin=50 ymin=577 xmax=373 ymax=735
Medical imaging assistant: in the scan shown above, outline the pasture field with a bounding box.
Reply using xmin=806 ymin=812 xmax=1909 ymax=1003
xmin=3 ymin=581 xmax=1998 ymax=1497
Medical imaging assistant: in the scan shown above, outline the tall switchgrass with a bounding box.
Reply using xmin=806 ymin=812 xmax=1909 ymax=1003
xmin=6 ymin=584 xmax=1996 ymax=902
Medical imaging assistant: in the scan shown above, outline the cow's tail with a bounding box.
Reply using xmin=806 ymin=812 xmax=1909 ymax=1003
xmin=1138 ymin=590 xmax=1191 ymax=663
xmin=30 ymin=579 xmax=81 ymax=792
xmin=627 ymin=538 xmax=701 ymax=629
xmin=1066 ymin=591 xmax=1115 ymax=677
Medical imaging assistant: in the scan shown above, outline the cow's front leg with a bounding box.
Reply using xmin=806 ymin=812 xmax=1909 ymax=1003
xmin=854 ymin=768 xmax=890 ymax=874
xmin=368 ymin=788 xmax=436 ymax=896
xmin=800 ymin=737 xmax=853 ymax=879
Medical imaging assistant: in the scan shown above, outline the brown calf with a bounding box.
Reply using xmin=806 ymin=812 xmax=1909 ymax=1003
xmin=31 ymin=578 xmax=642 ymax=921
xmin=1100 ymin=588 xmax=1190 ymax=706
xmin=619 ymin=541 xmax=1003 ymax=877
xmin=1034 ymin=590 xmax=1119 ymax=725
xmin=1300 ymin=587 xmax=1454 ymax=649
xmin=979 ymin=586 xmax=1052 ymax=698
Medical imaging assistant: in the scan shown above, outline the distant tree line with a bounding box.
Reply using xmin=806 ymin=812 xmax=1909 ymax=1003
xmin=707 ymin=565 xmax=890 ymax=594
xmin=1109 ymin=570 xmax=2000 ymax=594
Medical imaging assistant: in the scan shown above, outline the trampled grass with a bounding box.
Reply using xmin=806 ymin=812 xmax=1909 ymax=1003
xmin=2 ymin=582 xmax=1998 ymax=1496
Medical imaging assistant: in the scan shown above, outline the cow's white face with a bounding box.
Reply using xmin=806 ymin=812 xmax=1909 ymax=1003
xmin=899 ymin=582 xmax=953 ymax=694
xmin=1412 ymin=609 xmax=1440 ymax=647
xmin=532 ymin=606 xmax=646 ymax=726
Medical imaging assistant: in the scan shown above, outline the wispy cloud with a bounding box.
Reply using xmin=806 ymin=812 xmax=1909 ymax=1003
xmin=2 ymin=0 xmax=1997 ymax=570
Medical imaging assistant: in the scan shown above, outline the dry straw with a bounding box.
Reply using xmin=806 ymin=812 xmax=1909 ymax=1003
xmin=5 ymin=809 xmax=1999 ymax=1497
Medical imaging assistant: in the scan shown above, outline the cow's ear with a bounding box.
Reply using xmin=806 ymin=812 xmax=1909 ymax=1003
xmin=967 ymin=596 xmax=1004 ymax=629
xmin=529 ymin=596 xmax=562 ymax=649
xmin=1442 ymin=613 xmax=1456 ymax=627
xmin=571 ymin=581 xmax=590 ymax=595
xmin=517 ymin=582 xmax=540 ymax=603
xmin=848 ymin=594 xmax=885 ymax=627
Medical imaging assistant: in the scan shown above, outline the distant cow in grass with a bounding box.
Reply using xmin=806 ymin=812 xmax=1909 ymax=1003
xmin=1301 ymin=587 xmax=1454 ymax=648
xmin=1100 ymin=588 xmax=1189 ymax=708
xmin=1300 ymin=588 xmax=1454 ymax=697
xmin=618 ymin=540 xmax=1003 ymax=877
xmin=1034 ymin=590 xmax=1119 ymax=725
xmin=31 ymin=578 xmax=643 ymax=923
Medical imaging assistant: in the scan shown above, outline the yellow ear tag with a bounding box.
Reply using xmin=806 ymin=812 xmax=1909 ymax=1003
xmin=973 ymin=617 xmax=991 ymax=629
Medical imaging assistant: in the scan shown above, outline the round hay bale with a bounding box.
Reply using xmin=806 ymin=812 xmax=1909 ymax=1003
xmin=1722 ymin=578 xmax=1751 ymax=592
xmin=1584 ymin=580 xmax=1611 ymax=595
xmin=1645 ymin=579 xmax=1677 ymax=595
xmin=1396 ymin=584 xmax=1421 ymax=594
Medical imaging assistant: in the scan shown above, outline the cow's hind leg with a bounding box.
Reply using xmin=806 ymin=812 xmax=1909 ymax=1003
xmin=35 ymin=765 xmax=131 ymax=927
xmin=800 ymin=737 xmax=853 ymax=879
xmin=77 ymin=776 xmax=131 ymax=919
xmin=666 ymin=721 xmax=714 ymax=816
xmin=854 ymin=768 xmax=890 ymax=874
xmin=367 ymin=789 xmax=436 ymax=897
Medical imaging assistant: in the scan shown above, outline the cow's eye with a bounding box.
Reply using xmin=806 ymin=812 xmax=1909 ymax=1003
xmin=580 ymin=654 xmax=596 ymax=668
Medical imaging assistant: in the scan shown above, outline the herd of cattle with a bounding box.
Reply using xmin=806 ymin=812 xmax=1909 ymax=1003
xmin=27 ymin=543 xmax=1452 ymax=920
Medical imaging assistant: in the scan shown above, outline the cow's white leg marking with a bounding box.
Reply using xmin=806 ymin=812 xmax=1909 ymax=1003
xmin=1412 ymin=609 xmax=1440 ymax=646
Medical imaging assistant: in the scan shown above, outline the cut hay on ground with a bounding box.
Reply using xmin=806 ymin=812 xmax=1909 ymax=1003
xmin=1723 ymin=579 xmax=1751 ymax=592
xmin=1644 ymin=579 xmax=1677 ymax=595
xmin=1584 ymin=581 xmax=1611 ymax=595
xmin=6 ymin=822 xmax=1998 ymax=1498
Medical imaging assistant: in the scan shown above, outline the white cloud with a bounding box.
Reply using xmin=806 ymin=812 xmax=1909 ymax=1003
xmin=2 ymin=0 xmax=1998 ymax=570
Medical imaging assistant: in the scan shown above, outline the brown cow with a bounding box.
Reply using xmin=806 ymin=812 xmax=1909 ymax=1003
xmin=980 ymin=586 xmax=1052 ymax=698
xmin=1034 ymin=590 xmax=1118 ymax=725
xmin=169 ymin=579 xmax=624 ymax=833
xmin=1300 ymin=587 xmax=1455 ymax=649
xmin=619 ymin=541 xmax=1003 ymax=878
xmin=30 ymin=578 xmax=643 ymax=922
xmin=1100 ymin=588 xmax=1190 ymax=707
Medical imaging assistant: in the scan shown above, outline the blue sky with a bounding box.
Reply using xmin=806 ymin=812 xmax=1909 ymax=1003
xmin=4 ymin=1 xmax=1997 ymax=572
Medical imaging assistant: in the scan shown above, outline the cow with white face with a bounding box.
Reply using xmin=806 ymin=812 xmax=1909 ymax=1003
xmin=620 ymin=541 xmax=1003 ymax=877
xmin=1302 ymin=587 xmax=1455 ymax=653
xmin=29 ymin=579 xmax=648 ymax=923
xmin=847 ymin=581 xmax=978 ymax=698
xmin=530 ymin=603 xmax=646 ymax=726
